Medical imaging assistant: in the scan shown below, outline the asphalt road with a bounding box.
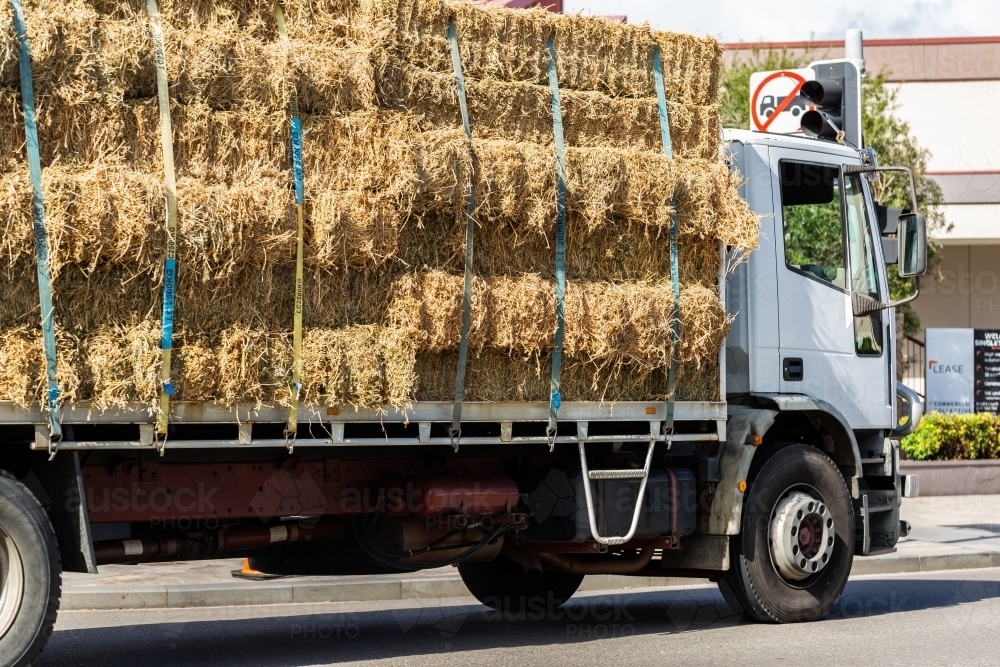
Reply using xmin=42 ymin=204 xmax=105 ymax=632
xmin=38 ymin=568 xmax=1000 ymax=667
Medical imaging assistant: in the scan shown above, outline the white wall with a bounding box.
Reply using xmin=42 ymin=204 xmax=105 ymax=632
xmin=936 ymin=204 xmax=1000 ymax=243
xmin=893 ymin=80 xmax=1000 ymax=173
xmin=891 ymin=81 xmax=1000 ymax=248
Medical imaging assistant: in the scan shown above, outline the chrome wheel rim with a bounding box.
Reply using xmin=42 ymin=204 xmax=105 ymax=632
xmin=769 ymin=490 xmax=835 ymax=582
xmin=0 ymin=526 xmax=25 ymax=641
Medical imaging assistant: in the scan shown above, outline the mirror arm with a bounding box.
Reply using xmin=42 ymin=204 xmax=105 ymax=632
xmin=852 ymin=277 xmax=921 ymax=317
xmin=843 ymin=164 xmax=919 ymax=212
xmin=887 ymin=276 xmax=921 ymax=309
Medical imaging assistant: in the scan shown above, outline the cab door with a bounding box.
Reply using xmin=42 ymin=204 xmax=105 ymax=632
xmin=771 ymin=149 xmax=893 ymax=429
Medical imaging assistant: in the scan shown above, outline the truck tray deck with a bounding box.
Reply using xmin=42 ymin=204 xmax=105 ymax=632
xmin=0 ymin=401 xmax=727 ymax=451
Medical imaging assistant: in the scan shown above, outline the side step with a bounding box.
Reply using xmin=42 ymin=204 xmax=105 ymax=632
xmin=577 ymin=440 xmax=658 ymax=546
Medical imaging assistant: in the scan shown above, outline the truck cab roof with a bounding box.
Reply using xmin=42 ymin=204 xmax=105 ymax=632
xmin=723 ymin=128 xmax=864 ymax=163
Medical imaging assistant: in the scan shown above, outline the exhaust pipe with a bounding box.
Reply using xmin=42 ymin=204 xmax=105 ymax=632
xmin=93 ymin=518 xmax=347 ymax=565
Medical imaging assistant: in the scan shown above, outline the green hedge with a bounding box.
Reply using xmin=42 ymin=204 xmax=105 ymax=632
xmin=901 ymin=412 xmax=1000 ymax=460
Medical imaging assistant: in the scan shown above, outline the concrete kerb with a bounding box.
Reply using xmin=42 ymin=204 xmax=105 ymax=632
xmin=60 ymin=552 xmax=1000 ymax=612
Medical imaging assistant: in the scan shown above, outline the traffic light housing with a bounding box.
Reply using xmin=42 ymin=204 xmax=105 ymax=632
xmin=800 ymin=79 xmax=843 ymax=140
xmin=799 ymin=60 xmax=862 ymax=148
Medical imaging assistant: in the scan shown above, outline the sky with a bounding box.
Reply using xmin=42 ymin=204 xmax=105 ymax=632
xmin=562 ymin=0 xmax=1000 ymax=43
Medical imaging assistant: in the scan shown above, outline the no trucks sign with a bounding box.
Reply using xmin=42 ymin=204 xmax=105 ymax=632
xmin=749 ymin=68 xmax=816 ymax=135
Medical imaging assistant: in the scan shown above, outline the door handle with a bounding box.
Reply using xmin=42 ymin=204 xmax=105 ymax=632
xmin=783 ymin=357 xmax=804 ymax=381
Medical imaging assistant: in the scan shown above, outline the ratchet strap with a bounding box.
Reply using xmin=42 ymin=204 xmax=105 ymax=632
xmin=653 ymin=46 xmax=681 ymax=434
xmin=546 ymin=35 xmax=568 ymax=446
xmin=146 ymin=0 xmax=179 ymax=439
xmin=448 ymin=17 xmax=477 ymax=444
xmin=11 ymin=0 xmax=62 ymax=451
xmin=274 ymin=1 xmax=306 ymax=440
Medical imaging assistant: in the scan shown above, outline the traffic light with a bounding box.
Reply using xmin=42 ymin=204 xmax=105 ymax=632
xmin=800 ymin=79 xmax=843 ymax=141
xmin=799 ymin=60 xmax=862 ymax=148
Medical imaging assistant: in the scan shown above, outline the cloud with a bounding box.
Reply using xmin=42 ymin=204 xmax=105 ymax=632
xmin=563 ymin=0 xmax=1000 ymax=42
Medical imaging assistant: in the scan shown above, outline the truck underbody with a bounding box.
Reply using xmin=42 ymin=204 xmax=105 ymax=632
xmin=0 ymin=391 xmax=907 ymax=584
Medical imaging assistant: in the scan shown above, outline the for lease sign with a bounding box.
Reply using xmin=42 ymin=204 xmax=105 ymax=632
xmin=926 ymin=328 xmax=974 ymax=414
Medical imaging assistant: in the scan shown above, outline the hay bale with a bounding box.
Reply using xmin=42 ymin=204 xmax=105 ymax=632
xmin=377 ymin=61 xmax=721 ymax=157
xmin=1 ymin=0 xmax=380 ymax=109
xmin=0 ymin=0 xmax=101 ymax=103
xmin=0 ymin=263 xmax=406 ymax=337
xmin=375 ymin=0 xmax=722 ymax=104
xmin=417 ymin=132 xmax=757 ymax=251
xmin=0 ymin=0 xmax=751 ymax=410
xmin=387 ymin=270 xmax=729 ymax=370
xmin=1 ymin=124 xmax=753 ymax=275
xmin=0 ymin=321 xmax=416 ymax=408
xmin=4 ymin=0 xmax=721 ymax=106
xmin=0 ymin=327 xmax=82 ymax=407
xmin=302 ymin=325 xmax=417 ymax=407
xmin=412 ymin=350 xmax=721 ymax=403
xmin=110 ymin=21 xmax=382 ymax=113
xmin=0 ymin=164 xmax=418 ymax=276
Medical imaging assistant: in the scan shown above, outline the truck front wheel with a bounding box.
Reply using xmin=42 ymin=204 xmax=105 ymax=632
xmin=718 ymin=443 xmax=854 ymax=623
xmin=0 ymin=470 xmax=61 ymax=667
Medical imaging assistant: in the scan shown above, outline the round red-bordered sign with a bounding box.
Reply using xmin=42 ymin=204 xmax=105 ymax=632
xmin=751 ymin=70 xmax=808 ymax=132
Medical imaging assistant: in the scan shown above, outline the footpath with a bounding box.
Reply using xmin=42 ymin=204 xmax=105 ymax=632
xmin=61 ymin=495 xmax=1000 ymax=611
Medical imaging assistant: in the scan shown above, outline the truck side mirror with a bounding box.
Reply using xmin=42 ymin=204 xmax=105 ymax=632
xmin=898 ymin=213 xmax=927 ymax=277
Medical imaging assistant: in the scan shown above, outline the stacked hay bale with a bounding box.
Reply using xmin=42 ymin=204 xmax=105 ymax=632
xmin=0 ymin=0 xmax=757 ymax=411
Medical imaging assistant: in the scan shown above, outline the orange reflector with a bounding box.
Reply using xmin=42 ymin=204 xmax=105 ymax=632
xmin=749 ymin=435 xmax=763 ymax=446
xmin=327 ymin=407 xmax=340 ymax=416
xmin=241 ymin=558 xmax=262 ymax=575
xmin=738 ymin=480 xmax=747 ymax=492
xmin=645 ymin=406 xmax=657 ymax=415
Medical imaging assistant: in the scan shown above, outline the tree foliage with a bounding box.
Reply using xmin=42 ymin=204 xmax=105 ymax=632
xmin=719 ymin=49 xmax=949 ymax=333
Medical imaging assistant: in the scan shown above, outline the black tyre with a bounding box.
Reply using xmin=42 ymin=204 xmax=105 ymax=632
xmin=0 ymin=470 xmax=61 ymax=667
xmin=719 ymin=443 xmax=854 ymax=623
xmin=459 ymin=557 xmax=583 ymax=615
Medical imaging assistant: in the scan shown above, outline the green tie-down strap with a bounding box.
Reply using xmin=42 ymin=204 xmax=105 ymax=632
xmin=546 ymin=35 xmax=569 ymax=445
xmin=448 ymin=17 xmax=479 ymax=444
xmin=11 ymin=0 xmax=62 ymax=445
xmin=654 ymin=45 xmax=681 ymax=433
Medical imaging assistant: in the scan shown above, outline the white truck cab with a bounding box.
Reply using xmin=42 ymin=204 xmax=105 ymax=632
xmin=726 ymin=130 xmax=896 ymax=429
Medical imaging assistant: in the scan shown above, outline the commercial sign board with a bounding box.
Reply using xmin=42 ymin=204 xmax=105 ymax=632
xmin=925 ymin=328 xmax=974 ymax=414
xmin=975 ymin=329 xmax=1000 ymax=413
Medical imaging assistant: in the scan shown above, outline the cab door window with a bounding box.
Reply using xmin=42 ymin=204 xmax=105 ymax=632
xmin=845 ymin=175 xmax=883 ymax=356
xmin=779 ymin=161 xmax=847 ymax=290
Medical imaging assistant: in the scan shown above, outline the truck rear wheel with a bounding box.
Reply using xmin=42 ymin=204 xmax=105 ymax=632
xmin=0 ymin=470 xmax=61 ymax=667
xmin=719 ymin=443 xmax=854 ymax=623
xmin=459 ymin=558 xmax=583 ymax=615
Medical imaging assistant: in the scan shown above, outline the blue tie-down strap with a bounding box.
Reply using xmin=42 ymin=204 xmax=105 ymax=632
xmin=546 ymin=35 xmax=568 ymax=437
xmin=47 ymin=385 xmax=60 ymax=410
xmin=290 ymin=116 xmax=304 ymax=206
xmin=13 ymin=0 xmax=63 ymax=440
xmin=447 ymin=15 xmax=478 ymax=438
xmin=160 ymin=257 xmax=176 ymax=350
xmin=162 ymin=381 xmax=175 ymax=397
xmin=653 ymin=43 xmax=681 ymax=432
